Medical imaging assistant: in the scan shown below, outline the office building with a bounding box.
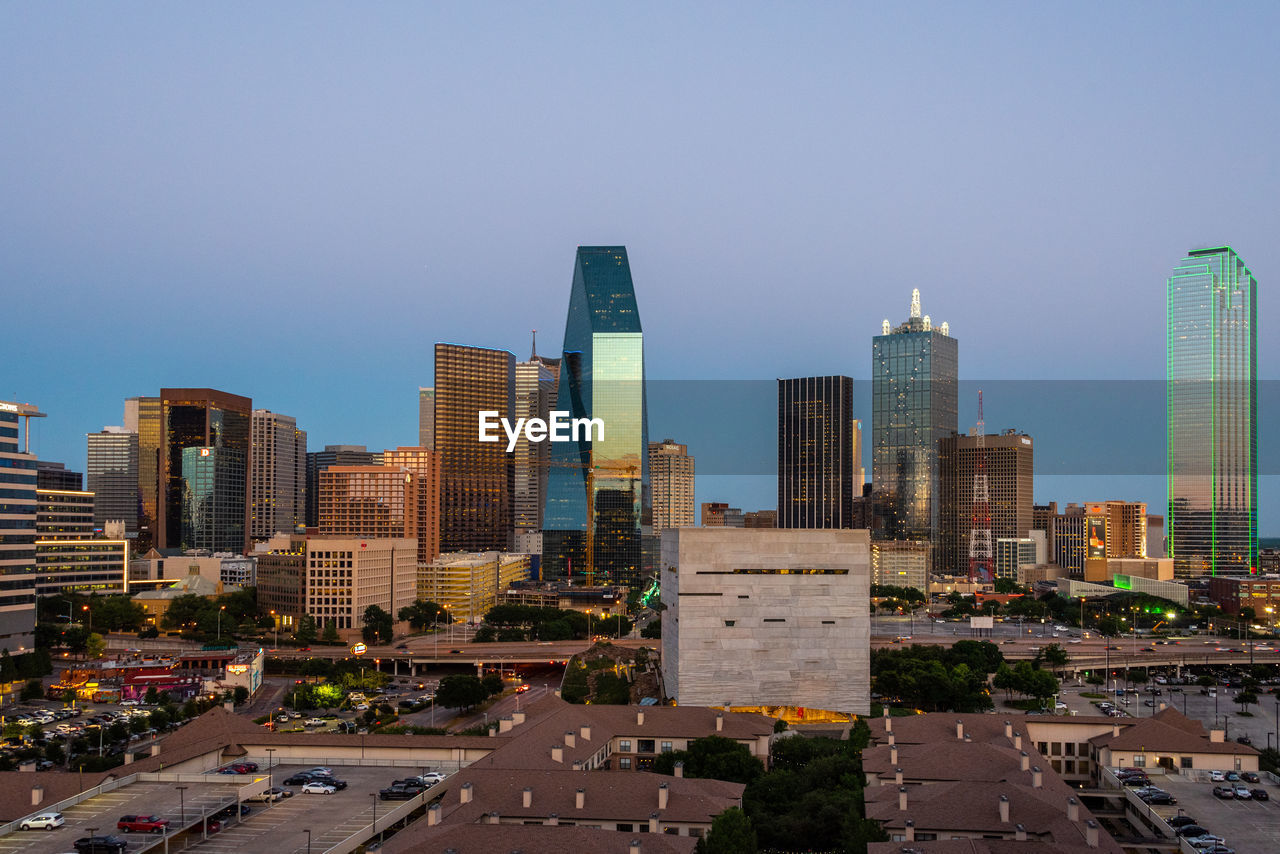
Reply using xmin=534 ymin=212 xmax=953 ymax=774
xmin=382 ymin=447 xmax=442 ymax=565
xmin=1083 ymin=556 xmax=1173 ymax=585
xmin=1051 ymin=503 xmax=1087 ymax=577
xmin=994 ymin=537 xmax=1037 ymax=580
xmin=661 ymin=528 xmax=871 ymax=715
xmin=700 ymin=502 xmax=743 ymax=527
xmin=34 ymin=479 xmax=129 ymax=595
xmin=1031 ymin=502 xmax=1057 ymax=562
xmin=255 ymin=535 xmax=306 ymax=631
xmin=778 ymin=375 xmax=856 ymax=529
xmin=513 ymin=341 xmax=560 ymax=554
xmin=36 ymin=462 xmax=82 ymax=491
xmin=648 ymin=439 xmax=694 ymax=535
xmin=1147 ymin=514 xmax=1165 ymax=558
xmin=0 ymin=401 xmax=40 ymax=650
xmin=852 ymin=418 xmax=865 ymax=495
xmin=126 ymin=396 xmax=163 ymax=552
xmin=318 ymin=465 xmax=419 ymax=544
xmin=305 ymin=445 xmax=377 ymax=528
xmin=419 ymin=551 xmax=532 ymax=623
xmin=158 ymin=389 xmax=252 ymax=553
xmin=418 ymin=387 xmax=434 ymax=449
xmin=938 ymin=430 xmax=1034 ymax=575
xmin=87 ymin=427 xmax=139 ymax=535
xmin=435 ymin=342 xmax=516 ymax=553
xmin=305 ymin=537 xmax=416 ymax=633
xmin=871 ymin=540 xmax=929 ymax=591
xmin=743 ymin=509 xmax=777 ymax=528
xmin=871 ymin=289 xmax=957 ymax=541
xmin=249 ymin=410 xmax=306 ymax=541
xmin=1168 ymin=246 xmax=1257 ymax=576
xmin=543 ymin=247 xmax=651 ymax=588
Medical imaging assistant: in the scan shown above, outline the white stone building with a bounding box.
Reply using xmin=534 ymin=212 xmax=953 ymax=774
xmin=660 ymin=527 xmax=871 ymax=714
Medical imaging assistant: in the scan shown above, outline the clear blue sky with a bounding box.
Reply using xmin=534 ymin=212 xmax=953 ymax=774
xmin=2 ymin=3 xmax=1277 ymax=528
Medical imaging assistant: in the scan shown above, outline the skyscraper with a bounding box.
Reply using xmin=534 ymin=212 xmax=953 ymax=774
xmin=250 ymin=410 xmax=307 ymax=541
xmin=318 ymin=465 xmax=419 ymax=543
xmin=0 ymin=401 xmax=39 ymax=650
xmin=418 ymin=387 xmax=435 ymax=449
xmin=158 ymin=389 xmax=252 ymax=552
xmin=513 ymin=338 xmax=560 ymax=554
xmin=126 ymin=396 xmax=162 ymax=552
xmin=87 ymin=427 xmax=139 ymax=535
xmin=305 ymin=445 xmax=377 ymax=528
xmin=938 ymin=430 xmax=1034 ymax=575
xmin=434 ymin=343 xmax=516 ymax=552
xmin=382 ymin=446 xmax=442 ymax=565
xmin=648 ymin=439 xmax=695 ymax=534
xmin=542 ymin=246 xmax=651 ymax=587
xmin=872 ymin=289 xmax=957 ymax=542
xmin=778 ymin=376 xmax=856 ymax=529
xmin=1167 ymin=246 xmax=1258 ymax=576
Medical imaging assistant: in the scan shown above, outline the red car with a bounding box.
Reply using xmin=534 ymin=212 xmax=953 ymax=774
xmin=118 ymin=814 xmax=169 ymax=834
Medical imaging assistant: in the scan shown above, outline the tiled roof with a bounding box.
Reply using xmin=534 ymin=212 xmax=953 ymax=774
xmin=870 ymin=840 xmax=1113 ymax=854
xmin=381 ymin=823 xmax=697 ymax=854
xmin=0 ymin=770 xmax=114 ymax=822
xmin=1089 ymin=712 xmax=1261 ymax=756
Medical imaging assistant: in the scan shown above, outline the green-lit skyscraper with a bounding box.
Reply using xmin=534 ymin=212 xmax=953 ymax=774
xmin=1167 ymin=246 xmax=1258 ymax=576
xmin=542 ymin=246 xmax=651 ymax=588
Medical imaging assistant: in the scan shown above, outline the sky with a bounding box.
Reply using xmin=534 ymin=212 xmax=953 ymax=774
xmin=2 ymin=2 xmax=1277 ymax=528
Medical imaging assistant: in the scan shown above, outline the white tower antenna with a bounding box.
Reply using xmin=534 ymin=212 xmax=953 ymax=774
xmin=940 ymin=321 xmax=950 ymax=337
xmin=910 ymin=288 xmax=921 ymax=319
xmin=923 ymin=315 xmax=932 ymax=331
xmin=882 ymin=319 xmax=891 ymax=335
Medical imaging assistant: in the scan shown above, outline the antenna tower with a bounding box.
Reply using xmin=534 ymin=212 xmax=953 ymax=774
xmin=967 ymin=390 xmax=993 ymax=582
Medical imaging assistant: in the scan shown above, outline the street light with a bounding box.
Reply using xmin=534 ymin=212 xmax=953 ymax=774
xmin=217 ymin=605 xmax=226 ymax=641
xmin=270 ymin=610 xmax=278 ymax=649
xmin=305 ymin=828 xmax=312 ymax=854
xmin=176 ymin=785 xmax=188 ymax=826
xmin=265 ymin=748 xmax=276 ymax=805
xmin=371 ymin=793 xmax=380 ymax=843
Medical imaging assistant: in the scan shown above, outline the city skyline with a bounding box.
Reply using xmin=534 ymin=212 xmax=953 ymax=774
xmin=2 ymin=6 xmax=1276 ymax=528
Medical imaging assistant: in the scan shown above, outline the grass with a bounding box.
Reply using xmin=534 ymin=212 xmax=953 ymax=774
xmin=1080 ymin=692 xmax=1107 ymax=699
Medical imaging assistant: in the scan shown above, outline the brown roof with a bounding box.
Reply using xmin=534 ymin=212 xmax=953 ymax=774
xmin=864 ymin=741 xmax=1047 ymax=786
xmin=870 ymin=840 xmax=1112 ymax=854
xmin=1089 ymin=713 xmax=1261 ymax=756
xmin=0 ymin=770 xmax=114 ymax=822
xmin=382 ymin=824 xmax=697 ymax=854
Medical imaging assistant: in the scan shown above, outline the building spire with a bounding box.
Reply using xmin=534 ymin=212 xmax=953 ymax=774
xmin=910 ymin=288 xmax=921 ymax=319
xmin=531 ymin=329 xmax=538 ymax=360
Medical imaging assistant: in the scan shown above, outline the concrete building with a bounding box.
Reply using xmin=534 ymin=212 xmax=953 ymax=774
xmin=305 ymin=537 xmax=416 ymax=633
xmin=35 ymin=485 xmax=128 ymax=595
xmin=1147 ymin=514 xmax=1165 ymax=558
xmin=871 ymin=540 xmax=930 ymax=591
xmin=1206 ymin=574 xmax=1280 ymax=618
xmin=254 ymin=535 xmax=306 ymax=631
xmin=36 ymin=461 xmax=82 ymax=491
xmin=249 ymin=410 xmax=306 ymax=542
xmin=0 ymin=401 xmax=41 ymax=650
xmin=648 ymin=439 xmax=694 ymax=535
xmin=418 ymin=387 xmax=434 ymax=449
xmin=305 ymin=444 xmax=377 ymax=528
xmin=778 ymin=375 xmax=857 ymax=529
xmin=994 ymin=538 xmax=1037 ymax=581
xmin=661 ymin=528 xmax=870 ymax=715
xmin=420 ymin=551 xmax=532 ymax=623
xmin=938 ymin=430 xmax=1033 ymax=575
xmin=318 ymin=465 xmax=419 ymax=542
xmin=128 ymin=549 xmax=254 ymax=590
xmin=1056 ymin=576 xmax=1189 ymax=607
xmin=382 ymin=447 xmax=442 ymax=566
xmin=133 ymin=567 xmax=242 ymax=625
xmin=1052 ymin=503 xmax=1087 ymax=577
xmin=86 ymin=427 xmax=139 ymax=536
xmin=1083 ymin=556 xmax=1173 ymax=584
xmin=513 ymin=342 xmax=559 ymax=554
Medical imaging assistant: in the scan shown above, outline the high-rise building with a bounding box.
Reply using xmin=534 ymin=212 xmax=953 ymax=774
xmin=35 ymin=483 xmax=128 ymax=595
xmin=418 ymin=387 xmax=435 ymax=449
xmin=0 ymin=401 xmax=40 ymax=650
xmin=700 ymin=502 xmax=744 ymax=527
xmin=938 ymin=430 xmax=1034 ymax=575
xmin=513 ymin=340 xmax=560 ymax=553
xmin=87 ymin=427 xmax=139 ymax=535
xmin=305 ymin=537 xmax=416 ymax=634
xmin=318 ymin=465 xmax=420 ymax=543
xmin=778 ymin=376 xmax=856 ymax=529
xmin=872 ymin=289 xmax=957 ymax=542
xmin=871 ymin=540 xmax=929 ymax=591
xmin=305 ymin=445 xmax=377 ymax=528
xmin=995 ymin=537 xmax=1037 ymax=580
xmin=852 ymin=418 xmax=865 ymax=495
xmin=1167 ymin=246 xmax=1258 ymax=576
xmin=158 ymin=389 xmax=252 ymax=552
xmin=127 ymin=396 xmax=162 ymax=552
xmin=1031 ymin=502 xmax=1057 ymax=563
xmin=382 ymin=447 xmax=442 ymax=565
xmin=435 ymin=343 xmax=516 ymax=553
xmin=543 ymin=247 xmax=651 ymax=588
xmin=648 ymin=439 xmax=694 ymax=535
xmin=1085 ymin=501 xmax=1148 ymax=558
xmin=1053 ymin=503 xmax=1087 ymax=577
xmin=250 ymin=410 xmax=307 ymax=541
xmin=36 ymin=461 xmax=83 ymax=491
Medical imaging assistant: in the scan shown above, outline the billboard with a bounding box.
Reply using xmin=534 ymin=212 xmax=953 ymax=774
xmin=970 ymin=616 xmax=994 ymax=630
xmin=1087 ymin=517 xmax=1106 ymax=559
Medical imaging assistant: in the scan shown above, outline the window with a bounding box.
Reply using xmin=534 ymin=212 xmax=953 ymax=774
xmin=661 ymin=741 xmax=673 ymax=753
xmin=619 ymin=740 xmax=631 ymax=752
xmin=1131 ymin=754 xmax=1146 ymax=767
xmin=1181 ymin=757 xmax=1193 ymax=769
xmin=618 ymin=823 xmax=633 ymax=832
xmin=619 ymin=758 xmax=631 ymax=770
xmin=638 ymin=739 xmax=655 ymax=754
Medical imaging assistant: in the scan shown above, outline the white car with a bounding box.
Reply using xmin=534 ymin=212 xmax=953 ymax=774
xmin=353 ymin=703 xmax=369 ymax=711
xmin=301 ymin=782 xmax=336 ymax=795
xmin=120 ymin=699 xmax=139 ymax=707
xmin=1209 ymin=770 xmax=1226 ymax=782
xmin=304 ymin=718 xmax=326 ymax=727
xmin=417 ymin=771 xmax=447 ymax=785
xmin=19 ymin=812 xmax=64 ymax=831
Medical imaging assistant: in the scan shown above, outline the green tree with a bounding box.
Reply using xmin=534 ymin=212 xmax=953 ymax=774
xmin=361 ymin=605 xmax=394 ymax=644
xmin=234 ymin=686 xmax=249 ymax=705
xmin=993 ymin=578 xmax=1023 ymax=594
xmin=1237 ymin=690 xmax=1258 ymax=713
xmin=652 ymin=735 xmax=764 ymax=785
xmin=641 ymin=620 xmax=661 ymax=639
xmin=321 ymin=620 xmax=341 ymax=644
xmin=130 ymin=715 xmax=150 ymax=735
xmin=162 ymin=594 xmax=214 ymax=630
xmin=1040 ymin=643 xmax=1069 ymax=674
xmin=86 ymin=633 xmax=106 ymax=660
xmin=481 ymin=673 xmax=504 ymax=696
xmin=1240 ymin=606 xmax=1257 ymax=622
xmin=1096 ymin=615 xmax=1123 ymax=637
xmin=144 ymin=686 xmax=159 ymax=705
xmin=472 ymin=625 xmax=497 ymax=643
xmin=0 ymin=649 xmax=17 ymax=682
xmin=699 ymin=807 xmax=757 ymax=854
xmin=397 ymin=599 xmax=445 ymax=631
xmin=435 ymin=675 xmax=488 ymax=711
xmin=20 ymin=679 xmax=43 ymax=700
xmin=1197 ymin=674 xmax=1215 ymax=689
xmin=44 ymin=741 xmax=65 ymax=765
xmin=296 ymin=614 xmax=318 ymax=644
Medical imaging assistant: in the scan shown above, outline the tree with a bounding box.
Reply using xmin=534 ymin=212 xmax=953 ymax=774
xmin=297 ymin=614 xmax=318 ymax=644
xmin=398 ymin=599 xmax=445 ymax=631
xmin=641 ymin=620 xmax=661 ymax=639
xmin=20 ymin=679 xmax=43 ymax=700
xmin=137 ymin=625 xmax=159 ymax=639
xmin=0 ymin=649 xmax=16 ymax=683
xmin=1096 ymin=615 xmax=1123 ymax=637
xmin=434 ymin=675 xmax=488 ymax=711
xmin=1240 ymin=606 xmax=1257 ymax=622
xmin=1237 ymin=690 xmax=1258 ymax=714
xmin=361 ymin=605 xmax=394 ymax=645
xmin=86 ymin=633 xmax=106 ymax=660
xmin=993 ymin=578 xmax=1023 ymax=594
xmin=700 ymin=807 xmax=757 ymax=854
xmin=481 ymin=673 xmax=504 ymax=696
xmin=162 ymin=594 xmax=213 ymax=630
xmin=321 ymin=620 xmax=340 ymax=644
xmin=62 ymin=688 xmax=77 ymax=706
xmin=234 ymin=686 xmax=249 ymax=705
xmin=1040 ymin=643 xmax=1069 ymax=674
xmin=472 ymin=625 xmax=497 ymax=643
xmin=652 ymin=736 xmax=764 ymax=785
xmin=144 ymin=687 xmax=159 ymax=705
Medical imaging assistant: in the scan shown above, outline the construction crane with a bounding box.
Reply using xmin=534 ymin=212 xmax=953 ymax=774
xmin=540 ymin=457 xmax=639 ymax=586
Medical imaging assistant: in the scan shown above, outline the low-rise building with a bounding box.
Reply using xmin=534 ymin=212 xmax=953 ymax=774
xmin=132 ymin=566 xmax=242 ymax=625
xmin=497 ymin=582 xmax=628 ymax=617
xmin=306 ymin=536 xmax=416 ymax=635
xmin=1083 ymin=556 xmax=1173 ymax=584
xmin=420 ymin=551 xmax=532 ymax=623
xmin=872 ymin=540 xmax=930 ymax=591
xmin=1206 ymin=573 xmax=1280 ymax=617
xmin=129 ymin=549 xmax=255 ymax=590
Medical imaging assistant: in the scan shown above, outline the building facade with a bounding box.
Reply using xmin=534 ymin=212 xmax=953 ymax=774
xmin=419 ymin=551 xmax=532 ymax=623
xmin=994 ymin=537 xmax=1037 ymax=580
xmin=126 ymin=395 xmax=163 ymax=552
xmin=700 ymin=502 xmax=743 ymax=527
xmin=249 ymin=410 xmax=306 ymax=541
xmin=253 ymin=535 xmax=306 ymax=630
xmin=318 ymin=465 xmax=419 ymax=543
xmin=35 ymin=485 xmax=128 ymax=595
xmin=938 ymin=430 xmax=1034 ymax=576
xmin=543 ymin=247 xmax=652 ymax=588
xmin=1167 ymin=246 xmax=1258 ymax=576
xmin=179 ymin=447 xmax=247 ymax=553
xmin=660 ymin=527 xmax=871 ymax=714
xmin=871 ymin=289 xmax=957 ymax=542
xmin=87 ymin=427 xmax=139 ymax=535
xmin=435 ymin=342 xmax=516 ymax=553
xmin=0 ymin=402 xmax=39 ymax=650
xmin=381 ymin=447 xmax=442 ymax=565
xmin=305 ymin=445 xmax=377 ymax=528
xmin=778 ymin=375 xmax=856 ymax=529
xmin=513 ymin=345 xmax=560 ymax=553
xmin=418 ymin=387 xmax=434 ymax=449
xmin=305 ymin=537 xmax=416 ymax=633
xmin=648 ymin=439 xmax=694 ymax=535
xmin=871 ymin=540 xmax=929 ymax=591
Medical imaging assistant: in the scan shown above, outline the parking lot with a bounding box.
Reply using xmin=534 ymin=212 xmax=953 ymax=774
xmin=1140 ymin=772 xmax=1280 ymax=854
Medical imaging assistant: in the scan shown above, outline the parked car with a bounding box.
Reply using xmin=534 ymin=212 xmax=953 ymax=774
xmin=1233 ymin=786 xmax=1252 ymax=799
xmin=213 ymin=804 xmax=251 ymax=820
xmin=255 ymin=787 xmax=293 ymax=802
xmin=203 ymin=818 xmax=222 ymax=834
xmin=1225 ymin=772 xmax=1241 ymax=782
xmin=1212 ymin=786 xmax=1235 ymax=799
xmin=1241 ymin=772 xmax=1261 ymax=783
xmin=116 ymin=815 xmax=169 ymax=834
xmin=1187 ymin=836 xmax=1226 ymax=851
xmin=1142 ymin=793 xmax=1177 ymax=805
xmin=1209 ymin=771 xmax=1227 ymax=782
xmin=379 ymin=784 xmax=423 ymax=800
xmin=301 ymin=782 xmax=337 ymax=795
xmin=1176 ymin=825 xmax=1212 ymax=837
xmin=74 ymin=835 xmax=130 ymax=853
xmin=1168 ymin=815 xmax=1199 ymax=828
xmin=19 ymin=812 xmax=65 ymax=831
xmin=305 ymin=718 xmax=326 ymax=727
xmin=311 ymin=775 xmax=347 ymax=790
xmin=417 ymin=771 xmax=447 ymax=785
xmin=1251 ymin=788 xmax=1269 ymax=801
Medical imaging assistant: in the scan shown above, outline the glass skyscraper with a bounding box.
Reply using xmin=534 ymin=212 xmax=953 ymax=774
xmin=777 ymin=376 xmax=856 ymax=529
xmin=542 ymin=246 xmax=651 ymax=588
xmin=872 ymin=289 xmax=957 ymax=543
xmin=0 ymin=401 xmax=38 ymax=650
xmin=1167 ymin=246 xmax=1257 ymax=576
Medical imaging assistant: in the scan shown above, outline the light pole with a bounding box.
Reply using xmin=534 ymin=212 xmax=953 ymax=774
xmin=83 ymin=604 xmax=91 ymax=634
xmin=272 ymin=611 xmax=279 ymax=649
xmin=265 ymin=748 xmax=276 ymax=805
xmin=176 ymin=785 xmax=188 ymax=826
xmin=371 ymin=793 xmax=382 ymax=843
xmin=305 ymin=829 xmax=312 ymax=854
xmin=217 ymin=605 xmax=226 ymax=641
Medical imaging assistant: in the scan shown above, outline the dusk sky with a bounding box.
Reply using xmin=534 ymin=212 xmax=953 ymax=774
xmin=3 ymin=3 xmax=1277 ymax=528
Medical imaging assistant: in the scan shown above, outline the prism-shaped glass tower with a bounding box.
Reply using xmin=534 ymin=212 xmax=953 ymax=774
xmin=542 ymin=246 xmax=651 ymax=588
xmin=1167 ymin=246 xmax=1257 ymax=576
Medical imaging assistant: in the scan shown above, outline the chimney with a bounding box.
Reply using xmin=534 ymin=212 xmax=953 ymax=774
xmin=887 ymin=732 xmax=895 ymax=746
xmin=30 ymin=786 xmax=43 ymax=806
xmin=1015 ymin=823 xmax=1027 ymax=842
xmin=428 ymin=803 xmax=441 ymax=826
xmin=630 ymin=841 xmax=641 ymax=854
xmin=637 ymin=710 xmax=645 ymax=726
xmin=551 ymin=745 xmax=564 ymax=763
xmin=716 ymin=712 xmax=724 ymax=732
xmin=548 ymin=813 xmax=559 ymax=826
xmin=1159 ymin=702 xmax=1167 ymax=711
xmin=499 ymin=717 xmax=513 ymax=734
xmin=1068 ymin=797 xmax=1080 ymax=822
xmin=124 ymin=752 xmax=134 ymax=766
xmin=885 ymin=716 xmax=892 ymax=733
xmin=1210 ymin=729 xmax=1225 ymax=743
xmin=898 ymin=787 xmax=908 ymax=812
xmin=571 ymin=761 xmax=583 ymax=771
xmin=964 ymin=734 xmax=971 ymax=743
xmin=1004 ymin=720 xmax=1013 ymax=739
xmin=580 ymin=724 xmax=591 ymax=741
xmin=565 ymin=730 xmax=576 ymax=748
xmin=894 ymin=768 xmax=903 ymax=786
xmin=522 ymin=787 xmax=532 ymax=808
xmin=576 ymin=788 xmax=585 ymax=809
xmin=1113 ymin=723 xmax=1120 ymax=737
xmin=999 ymin=794 xmax=1010 ymax=824
xmin=904 ymin=820 xmax=915 ymax=842
xmin=1032 ymin=767 xmax=1043 ymax=789
xmin=1086 ymin=820 xmax=1099 ymax=848
xmin=150 ymin=744 xmax=162 ymax=757
xmin=648 ymin=813 xmax=659 ymax=833
xmin=956 ymin=720 xmax=964 ymax=740
xmin=488 ymin=726 xmax=497 ymax=737
xmin=883 ymin=705 xmax=890 ymax=719
xmin=512 ymin=710 xmax=526 ymax=725
xmin=674 ymin=761 xmax=685 ymax=779
xmin=1014 ymin=732 xmax=1022 ymax=750
xmin=460 ymin=782 xmax=473 ymax=804
xmin=890 ymin=745 xmax=898 ymax=765
xmin=1020 ymin=751 xmax=1029 ymax=771
xmin=658 ymin=783 xmax=669 ymax=810
xmin=487 ymin=811 xmax=500 ymax=825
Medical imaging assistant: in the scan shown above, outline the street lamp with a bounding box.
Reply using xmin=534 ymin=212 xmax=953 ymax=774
xmin=83 ymin=604 xmax=91 ymax=633
xmin=270 ymin=610 xmax=278 ymax=649
xmin=265 ymin=748 xmax=276 ymax=805
xmin=305 ymin=828 xmax=312 ymax=854
xmin=217 ymin=605 xmax=226 ymax=641
xmin=371 ymin=793 xmax=380 ymax=843
xmin=176 ymin=785 xmax=188 ymax=826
